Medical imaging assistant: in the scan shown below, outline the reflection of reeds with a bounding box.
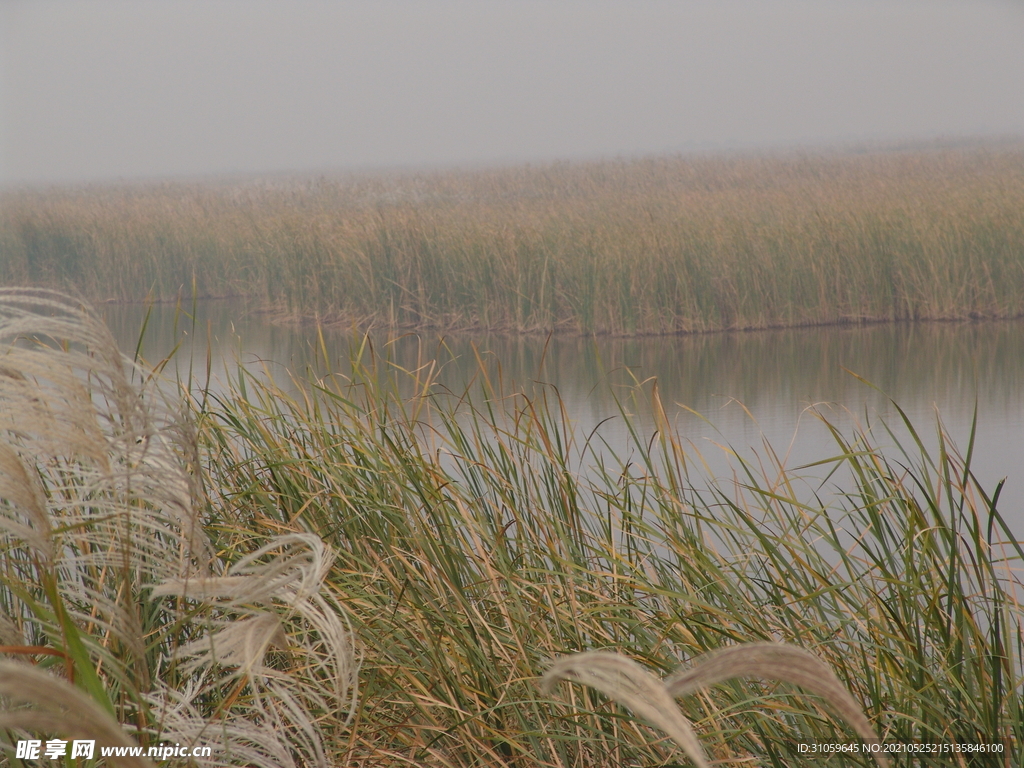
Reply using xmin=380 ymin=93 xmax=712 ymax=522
xmin=3 ymin=144 xmax=1024 ymax=334
xmin=200 ymin=340 xmax=1022 ymax=766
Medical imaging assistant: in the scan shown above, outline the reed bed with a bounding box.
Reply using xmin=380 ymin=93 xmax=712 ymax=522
xmin=193 ymin=339 xmax=1023 ymax=766
xmin=3 ymin=143 xmax=1024 ymax=334
xmin=2 ymin=294 xmax=1022 ymax=766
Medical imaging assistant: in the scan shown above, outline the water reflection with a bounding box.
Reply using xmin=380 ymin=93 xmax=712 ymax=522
xmin=100 ymin=300 xmax=1024 ymax=527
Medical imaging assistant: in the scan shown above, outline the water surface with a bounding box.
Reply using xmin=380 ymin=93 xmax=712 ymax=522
xmin=101 ymin=300 xmax=1024 ymax=529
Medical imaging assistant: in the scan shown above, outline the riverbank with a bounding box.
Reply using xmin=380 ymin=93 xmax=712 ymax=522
xmin=3 ymin=142 xmax=1024 ymax=336
xmin=3 ymin=290 xmax=1021 ymax=766
xmin=196 ymin=341 xmax=1024 ymax=765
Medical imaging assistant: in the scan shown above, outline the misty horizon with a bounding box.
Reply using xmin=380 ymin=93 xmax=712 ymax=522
xmin=2 ymin=1 xmax=1023 ymax=187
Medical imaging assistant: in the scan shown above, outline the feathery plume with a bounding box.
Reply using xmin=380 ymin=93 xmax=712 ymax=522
xmin=0 ymin=660 xmax=154 ymax=768
xmin=544 ymin=644 xmax=889 ymax=768
xmin=0 ymin=290 xmax=358 ymax=766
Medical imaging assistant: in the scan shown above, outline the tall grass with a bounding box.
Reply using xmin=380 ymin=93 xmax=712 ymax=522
xmin=0 ymin=290 xmax=357 ymax=767
xmin=3 ymin=143 xmax=1024 ymax=334
xmin=194 ymin=338 xmax=1023 ymax=766
xmin=2 ymin=294 xmax=1021 ymax=766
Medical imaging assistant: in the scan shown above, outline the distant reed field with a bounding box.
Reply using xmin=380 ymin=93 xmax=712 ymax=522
xmin=3 ymin=143 xmax=1024 ymax=335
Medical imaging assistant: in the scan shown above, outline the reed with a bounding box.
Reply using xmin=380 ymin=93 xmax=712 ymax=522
xmin=3 ymin=143 xmax=1024 ymax=335
xmin=193 ymin=337 xmax=1023 ymax=766
xmin=1 ymin=294 xmax=1020 ymax=766
xmin=0 ymin=290 xmax=357 ymax=767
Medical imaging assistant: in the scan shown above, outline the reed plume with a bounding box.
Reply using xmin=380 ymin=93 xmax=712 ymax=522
xmin=0 ymin=661 xmax=154 ymax=768
xmin=0 ymin=289 xmax=357 ymax=767
xmin=543 ymin=644 xmax=889 ymax=768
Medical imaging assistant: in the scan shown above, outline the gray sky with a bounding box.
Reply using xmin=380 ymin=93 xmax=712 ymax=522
xmin=2 ymin=0 xmax=1023 ymax=186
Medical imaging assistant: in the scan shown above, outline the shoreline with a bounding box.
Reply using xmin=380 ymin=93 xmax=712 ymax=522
xmin=235 ymin=300 xmax=1024 ymax=338
xmin=90 ymin=291 xmax=1024 ymax=338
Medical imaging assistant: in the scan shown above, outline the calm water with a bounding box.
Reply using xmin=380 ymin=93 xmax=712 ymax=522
xmin=101 ymin=300 xmax=1024 ymax=529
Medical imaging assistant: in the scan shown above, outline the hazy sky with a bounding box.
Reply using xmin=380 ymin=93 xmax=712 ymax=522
xmin=2 ymin=0 xmax=1023 ymax=186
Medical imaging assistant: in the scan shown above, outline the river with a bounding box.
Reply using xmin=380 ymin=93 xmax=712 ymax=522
xmin=100 ymin=299 xmax=1024 ymax=530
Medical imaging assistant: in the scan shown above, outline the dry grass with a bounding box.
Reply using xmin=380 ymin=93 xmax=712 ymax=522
xmin=194 ymin=337 xmax=1023 ymax=766
xmin=1 ymin=292 xmax=1021 ymax=766
xmin=0 ymin=290 xmax=357 ymax=767
xmin=3 ymin=143 xmax=1024 ymax=335
xmin=542 ymin=645 xmax=889 ymax=768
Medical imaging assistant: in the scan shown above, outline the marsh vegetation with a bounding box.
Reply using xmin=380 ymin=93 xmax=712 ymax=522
xmin=1 ymin=292 xmax=1020 ymax=766
xmin=3 ymin=142 xmax=1023 ymax=765
xmin=200 ymin=340 xmax=1022 ymax=765
xmin=3 ymin=143 xmax=1024 ymax=335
